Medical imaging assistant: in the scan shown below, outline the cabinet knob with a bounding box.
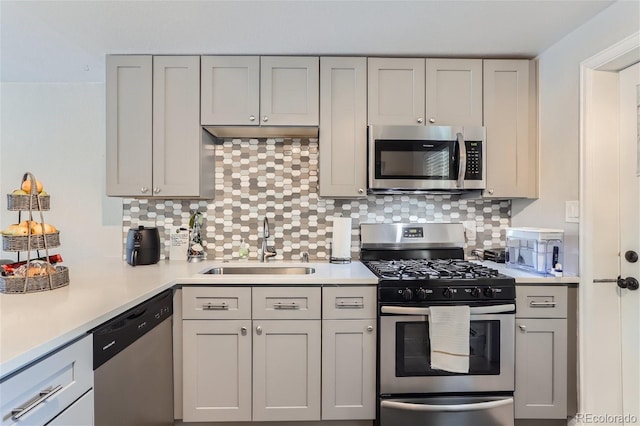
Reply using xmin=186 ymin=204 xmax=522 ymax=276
xmin=487 ymin=189 xmax=494 ymax=195
xmin=358 ymin=188 xmax=364 ymax=194
xmin=140 ymin=187 xmax=148 ymax=194
xmin=249 ymin=115 xmax=256 ymax=122
xmin=256 ymin=326 xmax=262 ymax=335
xmin=153 ymin=187 xmax=160 ymax=194
xmin=518 ymin=324 xmax=527 ymax=332
xmin=429 ymin=118 xmax=436 ymax=124
xmin=367 ymin=325 xmax=374 ymax=333
xmin=262 ymin=116 xmax=269 ymax=123
xmin=241 ymin=327 xmax=247 ymax=336
xmin=417 ymin=117 xmax=424 ymax=124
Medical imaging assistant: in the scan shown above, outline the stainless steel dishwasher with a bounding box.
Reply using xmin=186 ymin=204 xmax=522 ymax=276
xmin=92 ymin=289 xmax=173 ymax=426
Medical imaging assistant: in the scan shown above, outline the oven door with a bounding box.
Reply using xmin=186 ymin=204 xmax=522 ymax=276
xmin=379 ymin=395 xmax=514 ymax=426
xmin=379 ymin=304 xmax=515 ymax=394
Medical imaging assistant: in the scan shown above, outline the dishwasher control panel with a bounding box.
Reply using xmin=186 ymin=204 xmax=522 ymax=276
xmin=91 ymin=289 xmax=173 ymax=370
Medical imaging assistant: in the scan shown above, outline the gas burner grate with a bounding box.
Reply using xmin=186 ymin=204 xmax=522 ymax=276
xmin=364 ymin=259 xmax=502 ymax=280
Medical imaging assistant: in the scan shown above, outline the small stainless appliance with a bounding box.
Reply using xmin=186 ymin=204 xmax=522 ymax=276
xmin=126 ymin=226 xmax=161 ymax=266
xmin=368 ymin=125 xmax=486 ymax=194
xmin=360 ymin=223 xmax=516 ymax=426
xmin=92 ymin=289 xmax=173 ymax=425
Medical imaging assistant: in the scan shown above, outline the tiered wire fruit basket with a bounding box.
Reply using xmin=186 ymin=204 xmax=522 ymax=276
xmin=1 ymin=172 xmax=69 ymax=294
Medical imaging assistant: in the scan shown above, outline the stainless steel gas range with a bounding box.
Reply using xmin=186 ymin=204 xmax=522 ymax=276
xmin=360 ymin=223 xmax=516 ymax=426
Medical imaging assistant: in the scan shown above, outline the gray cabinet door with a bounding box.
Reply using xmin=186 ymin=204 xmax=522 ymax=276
xmin=260 ymin=56 xmax=320 ymax=126
xmin=152 ymin=56 xmax=202 ymax=197
xmin=106 ymin=55 xmax=152 ymax=196
xmin=483 ymin=59 xmax=538 ymax=198
xmin=426 ymin=58 xmax=483 ymax=126
xmin=182 ymin=319 xmax=252 ymax=422
xmin=200 ymin=56 xmax=260 ymax=125
xmin=515 ymin=318 xmax=568 ymax=419
xmin=319 ymin=57 xmax=367 ymax=198
xmin=252 ymin=320 xmax=321 ymax=421
xmin=321 ymin=319 xmax=376 ymax=420
xmin=368 ymin=57 xmax=426 ymax=125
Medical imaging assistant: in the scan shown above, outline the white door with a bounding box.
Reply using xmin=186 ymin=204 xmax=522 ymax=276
xmin=618 ymin=62 xmax=640 ymax=425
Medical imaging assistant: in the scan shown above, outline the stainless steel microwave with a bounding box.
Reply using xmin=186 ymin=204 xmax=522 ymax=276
xmin=368 ymin=125 xmax=486 ymax=193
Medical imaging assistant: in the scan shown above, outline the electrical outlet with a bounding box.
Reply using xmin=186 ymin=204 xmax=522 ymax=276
xmin=462 ymin=221 xmax=476 ymax=240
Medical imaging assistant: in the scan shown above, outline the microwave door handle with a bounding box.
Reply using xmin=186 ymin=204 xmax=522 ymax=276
xmin=456 ymin=132 xmax=466 ymax=188
xmin=380 ymin=397 xmax=513 ymax=412
xmin=380 ymin=304 xmax=515 ymax=315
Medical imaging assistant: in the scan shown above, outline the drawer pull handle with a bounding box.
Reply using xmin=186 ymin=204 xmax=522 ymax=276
xmin=529 ymin=301 xmax=556 ymax=307
xmin=273 ymin=302 xmax=299 ymax=310
xmin=336 ymin=301 xmax=364 ymax=309
xmin=203 ymin=302 xmax=229 ymax=310
xmin=12 ymin=385 xmax=64 ymax=420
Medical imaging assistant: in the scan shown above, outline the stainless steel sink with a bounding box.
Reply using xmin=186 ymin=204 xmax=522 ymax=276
xmin=203 ymin=266 xmax=316 ymax=275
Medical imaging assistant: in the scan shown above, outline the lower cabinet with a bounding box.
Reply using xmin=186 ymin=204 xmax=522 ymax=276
xmin=0 ymin=335 xmax=94 ymax=426
xmin=322 ymin=319 xmax=376 ymax=420
xmin=179 ymin=285 xmax=376 ymax=423
xmin=253 ymin=320 xmax=321 ymax=421
xmin=515 ymin=285 xmax=569 ymax=419
xmin=182 ymin=319 xmax=252 ymax=422
xmin=47 ymin=390 xmax=94 ymax=426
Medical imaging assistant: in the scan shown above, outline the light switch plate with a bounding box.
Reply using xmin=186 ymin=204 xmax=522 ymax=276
xmin=565 ymin=200 xmax=580 ymax=223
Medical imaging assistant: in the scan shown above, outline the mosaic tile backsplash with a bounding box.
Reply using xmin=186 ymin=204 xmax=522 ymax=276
xmin=122 ymin=138 xmax=511 ymax=261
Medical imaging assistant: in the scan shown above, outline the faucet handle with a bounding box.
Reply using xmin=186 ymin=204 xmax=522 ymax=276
xmin=301 ymin=252 xmax=309 ymax=263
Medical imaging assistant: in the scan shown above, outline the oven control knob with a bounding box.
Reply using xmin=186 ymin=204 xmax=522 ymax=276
xmin=416 ymin=288 xmax=428 ymax=300
xmin=471 ymin=287 xmax=481 ymax=298
xmin=401 ymin=288 xmax=413 ymax=301
xmin=443 ymin=287 xmax=454 ymax=299
xmin=484 ymin=287 xmax=496 ymax=298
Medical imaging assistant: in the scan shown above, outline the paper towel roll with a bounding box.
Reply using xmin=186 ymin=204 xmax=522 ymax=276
xmin=331 ymin=217 xmax=352 ymax=262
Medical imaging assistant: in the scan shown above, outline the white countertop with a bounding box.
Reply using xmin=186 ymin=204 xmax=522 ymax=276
xmin=476 ymin=260 xmax=580 ymax=284
xmin=0 ymin=258 xmax=377 ymax=379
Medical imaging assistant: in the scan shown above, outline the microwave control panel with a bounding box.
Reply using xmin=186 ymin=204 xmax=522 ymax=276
xmin=464 ymin=141 xmax=483 ymax=180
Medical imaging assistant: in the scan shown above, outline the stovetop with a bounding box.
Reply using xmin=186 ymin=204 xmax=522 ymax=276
xmin=363 ymin=258 xmax=516 ymax=304
xmin=363 ymin=258 xmax=507 ymax=280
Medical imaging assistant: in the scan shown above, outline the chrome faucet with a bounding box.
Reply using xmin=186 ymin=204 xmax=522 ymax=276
xmin=260 ymin=217 xmax=277 ymax=262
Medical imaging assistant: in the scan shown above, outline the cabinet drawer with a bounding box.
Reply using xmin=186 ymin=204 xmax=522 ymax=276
xmin=322 ymin=286 xmax=377 ymax=319
xmin=182 ymin=287 xmax=251 ymax=319
xmin=0 ymin=335 xmax=93 ymax=426
xmin=516 ymin=286 xmax=567 ymax=318
xmin=252 ymin=287 xmax=321 ymax=319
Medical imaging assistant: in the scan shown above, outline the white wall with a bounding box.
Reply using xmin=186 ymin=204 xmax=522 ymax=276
xmin=511 ymin=0 xmax=640 ymax=275
xmin=0 ymin=83 xmax=123 ymax=261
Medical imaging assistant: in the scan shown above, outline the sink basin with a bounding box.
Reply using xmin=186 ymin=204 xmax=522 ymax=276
xmin=203 ymin=266 xmax=316 ymax=275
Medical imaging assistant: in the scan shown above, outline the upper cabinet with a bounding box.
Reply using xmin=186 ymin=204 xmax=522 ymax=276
xmin=483 ymin=59 xmax=538 ymax=199
xmin=367 ymin=58 xmax=482 ymax=126
xmin=200 ymin=56 xmax=260 ymax=126
xmin=201 ymin=56 xmax=319 ymax=127
xmin=318 ymin=57 xmax=368 ymax=198
xmin=368 ymin=58 xmax=425 ymax=126
xmin=106 ymin=55 xmax=153 ymax=196
xmin=106 ymin=55 xmax=215 ymax=199
xmin=425 ymin=59 xmax=483 ymax=126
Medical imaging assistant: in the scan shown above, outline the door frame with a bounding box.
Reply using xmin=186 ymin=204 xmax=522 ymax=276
xmin=579 ymin=31 xmax=640 ymax=416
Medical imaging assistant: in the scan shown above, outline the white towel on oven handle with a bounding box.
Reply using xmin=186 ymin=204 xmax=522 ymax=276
xmin=428 ymin=305 xmax=470 ymax=373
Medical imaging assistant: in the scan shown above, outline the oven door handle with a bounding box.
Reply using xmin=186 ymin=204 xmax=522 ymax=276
xmin=380 ymin=397 xmax=513 ymax=413
xmin=380 ymin=304 xmax=515 ymax=316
